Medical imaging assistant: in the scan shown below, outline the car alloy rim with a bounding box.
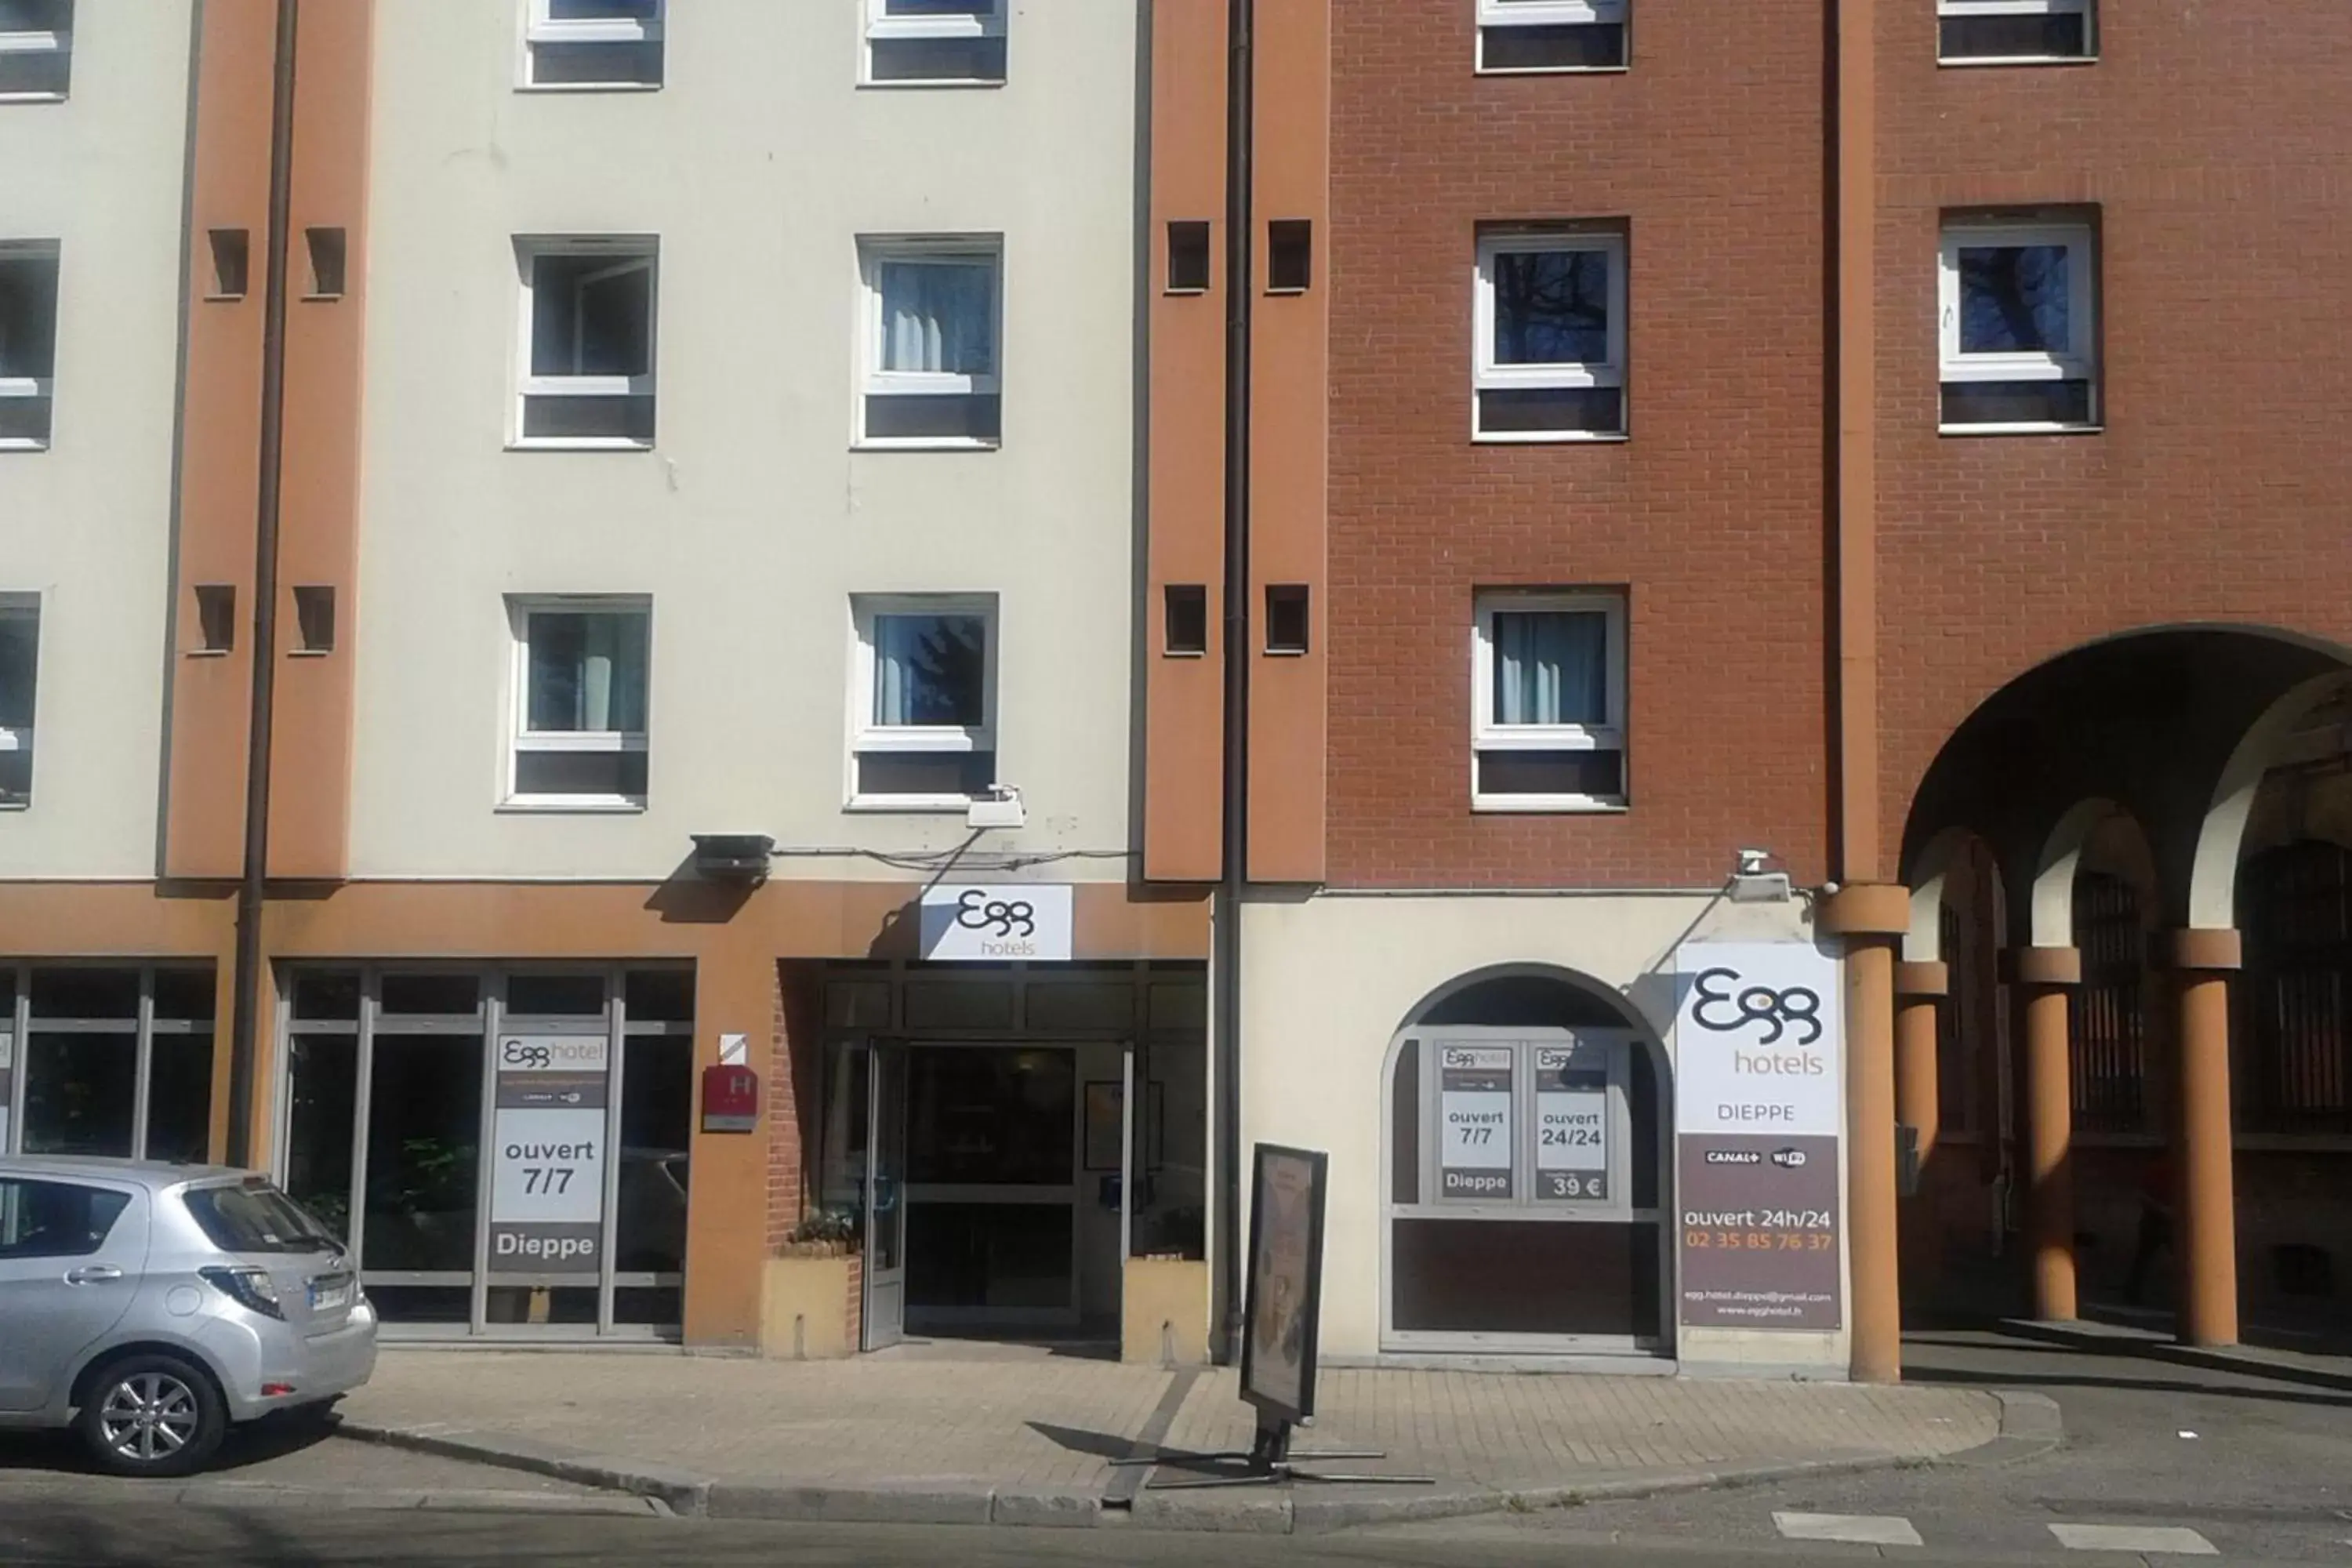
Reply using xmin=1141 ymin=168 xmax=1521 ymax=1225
xmin=98 ymin=1372 xmax=200 ymax=1462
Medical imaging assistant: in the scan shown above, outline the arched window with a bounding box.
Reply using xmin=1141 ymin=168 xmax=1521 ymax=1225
xmin=2240 ymin=841 xmax=2352 ymax=1134
xmin=1382 ymin=971 xmax=1669 ymax=1355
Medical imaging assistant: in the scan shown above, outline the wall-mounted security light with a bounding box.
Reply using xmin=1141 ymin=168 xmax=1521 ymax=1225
xmin=1729 ymin=847 xmax=1793 ymax=904
xmin=967 ymin=783 xmax=1025 ymax=831
xmin=691 ymin=833 xmax=774 ymax=883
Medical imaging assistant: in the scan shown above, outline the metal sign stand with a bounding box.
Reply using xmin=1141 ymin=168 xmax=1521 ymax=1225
xmin=1116 ymin=1414 xmax=1432 ymax=1490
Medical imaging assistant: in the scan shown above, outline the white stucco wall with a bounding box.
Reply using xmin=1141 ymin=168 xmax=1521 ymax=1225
xmin=0 ymin=4 xmax=194 ymax=877
xmin=348 ymin=1 xmax=1142 ymax=880
xmin=1239 ymin=890 xmax=1853 ymax=1374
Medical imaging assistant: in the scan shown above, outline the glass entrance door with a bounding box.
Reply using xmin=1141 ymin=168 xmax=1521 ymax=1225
xmin=862 ymin=1043 xmax=907 ymax=1350
xmin=902 ymin=1045 xmax=1080 ymax=1330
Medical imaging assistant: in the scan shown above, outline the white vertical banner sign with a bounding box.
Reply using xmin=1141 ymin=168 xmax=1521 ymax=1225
xmin=489 ymin=1031 xmax=610 ymax=1276
xmin=0 ymin=1025 xmax=13 ymax=1152
xmin=1436 ymin=1044 xmax=1515 ymax=1200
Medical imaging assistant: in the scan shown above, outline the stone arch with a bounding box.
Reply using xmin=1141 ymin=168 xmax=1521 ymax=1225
xmin=2189 ymin=670 xmax=2352 ymax=930
xmin=2031 ymin=798 xmax=2135 ymax=949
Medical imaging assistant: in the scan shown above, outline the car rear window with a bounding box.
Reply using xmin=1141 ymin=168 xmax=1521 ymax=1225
xmin=182 ymin=1182 xmax=336 ymax=1254
xmin=0 ymin=1178 xmax=132 ymax=1260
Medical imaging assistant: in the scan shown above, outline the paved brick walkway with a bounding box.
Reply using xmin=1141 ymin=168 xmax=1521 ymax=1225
xmin=339 ymin=1344 xmax=2002 ymax=1525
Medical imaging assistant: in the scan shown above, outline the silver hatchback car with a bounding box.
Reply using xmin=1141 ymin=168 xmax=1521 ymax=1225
xmin=0 ymin=1157 xmax=376 ymax=1476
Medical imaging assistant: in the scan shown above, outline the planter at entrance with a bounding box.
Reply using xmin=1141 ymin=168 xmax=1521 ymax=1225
xmin=762 ymin=1246 xmax=863 ymax=1359
xmin=1122 ymin=1256 xmax=1210 ymax=1366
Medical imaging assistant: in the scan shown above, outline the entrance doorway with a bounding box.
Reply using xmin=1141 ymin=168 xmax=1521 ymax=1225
xmin=848 ymin=1042 xmax=1100 ymax=1348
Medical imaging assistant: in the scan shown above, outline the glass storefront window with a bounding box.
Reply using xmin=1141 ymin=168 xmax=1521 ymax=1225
xmin=3 ymin=966 xmax=216 ymax=1163
xmin=278 ymin=964 xmax=693 ymax=1338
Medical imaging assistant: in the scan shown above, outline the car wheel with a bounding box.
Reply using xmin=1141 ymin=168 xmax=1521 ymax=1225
xmin=74 ymin=1353 xmax=227 ymax=1478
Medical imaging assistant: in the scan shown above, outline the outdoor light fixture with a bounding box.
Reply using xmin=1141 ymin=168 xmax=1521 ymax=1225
xmin=1728 ymin=847 xmax=1793 ymax=904
xmin=966 ymin=783 xmax=1026 ymax=831
xmin=691 ymin=833 xmax=775 ymax=883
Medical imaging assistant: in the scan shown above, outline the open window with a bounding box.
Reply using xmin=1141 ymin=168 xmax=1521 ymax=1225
xmin=1475 ymin=0 xmax=1628 ymax=73
xmin=1938 ymin=0 xmax=2093 ymax=64
xmin=523 ymin=0 xmax=664 ymax=89
xmin=1474 ymin=229 xmax=1627 ymax=441
xmin=0 ymin=241 xmax=59 ymax=449
xmin=858 ymin=239 xmax=1002 ymax=448
xmin=506 ymin=597 xmax=651 ymax=809
xmin=514 ymin=238 xmax=658 ymax=448
xmin=1939 ymin=219 xmax=2098 ymax=433
xmin=0 ymin=595 xmax=35 ymax=808
xmin=0 ymin=0 xmax=73 ymax=100
xmin=1472 ymin=591 xmax=1627 ymax=811
xmin=850 ymin=595 xmax=997 ymax=809
xmin=864 ymin=0 xmax=1007 ymax=86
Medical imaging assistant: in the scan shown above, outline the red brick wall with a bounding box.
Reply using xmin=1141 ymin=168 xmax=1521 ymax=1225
xmin=1873 ymin=5 xmax=2352 ymax=870
xmin=1323 ymin=0 xmax=1834 ymax=889
xmin=764 ymin=961 xmax=823 ymax=1251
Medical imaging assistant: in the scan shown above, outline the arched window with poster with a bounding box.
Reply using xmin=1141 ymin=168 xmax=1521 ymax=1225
xmin=1380 ymin=967 xmax=1671 ymax=1358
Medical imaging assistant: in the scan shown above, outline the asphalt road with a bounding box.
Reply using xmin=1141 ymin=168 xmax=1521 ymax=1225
xmin=2 ymin=1329 xmax=2345 ymax=1566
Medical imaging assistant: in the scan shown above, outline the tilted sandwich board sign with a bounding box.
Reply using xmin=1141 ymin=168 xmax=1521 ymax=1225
xmin=1672 ymin=942 xmax=1844 ymax=1331
xmin=489 ymin=1030 xmax=609 ymax=1277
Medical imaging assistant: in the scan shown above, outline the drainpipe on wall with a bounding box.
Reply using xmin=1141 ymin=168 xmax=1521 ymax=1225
xmin=1210 ymin=0 xmax=1255 ymax=1365
xmin=225 ymin=0 xmax=300 ymax=1169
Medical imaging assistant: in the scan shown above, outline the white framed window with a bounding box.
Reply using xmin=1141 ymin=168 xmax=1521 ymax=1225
xmin=1474 ymin=229 xmax=1626 ymax=441
xmin=0 ymin=241 xmax=59 ymax=450
xmin=0 ymin=594 xmax=37 ymax=808
xmin=1472 ymin=591 xmax=1627 ymax=811
xmin=849 ymin=595 xmax=997 ymax=809
xmin=857 ymin=238 xmax=1002 ymax=448
xmin=0 ymin=0 xmax=72 ymax=101
xmin=1939 ymin=220 xmax=2098 ymax=434
xmin=1937 ymin=0 xmax=2093 ymax=64
xmin=521 ymin=0 xmax=664 ymax=89
xmin=505 ymin=597 xmax=651 ymax=810
xmin=514 ymin=237 xmax=658 ymax=449
xmin=864 ymin=0 xmax=1007 ymax=86
xmin=1475 ymin=0 xmax=1627 ymax=73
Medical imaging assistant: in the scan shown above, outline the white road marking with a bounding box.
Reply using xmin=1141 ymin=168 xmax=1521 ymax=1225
xmin=1774 ymin=1512 xmax=1926 ymax=1546
xmin=2049 ymin=1523 xmax=2219 ymax=1555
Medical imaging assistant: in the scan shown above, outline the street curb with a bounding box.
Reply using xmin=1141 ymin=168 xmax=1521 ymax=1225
xmin=342 ymin=1385 xmax=2046 ymax=1534
xmin=2000 ymin=1317 xmax=2352 ymax=1396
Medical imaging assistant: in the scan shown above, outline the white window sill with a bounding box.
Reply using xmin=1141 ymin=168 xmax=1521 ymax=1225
xmin=0 ymin=801 xmax=28 ymax=811
xmin=1474 ymin=64 xmax=1629 ymax=76
xmin=506 ymin=437 xmax=655 ymax=453
xmin=299 ymin=292 xmax=345 ymax=303
xmin=851 ymin=437 xmax=1001 ymax=453
xmin=1472 ymin=430 xmax=1629 ymax=445
xmin=1472 ymin=797 xmax=1629 ymax=815
xmin=0 ymin=92 xmax=67 ymax=104
xmin=845 ymin=796 xmax=979 ymax=814
xmin=856 ymin=77 xmax=1007 ymax=90
xmin=497 ymin=797 xmax=647 ymax=814
xmin=1938 ymin=421 xmax=2103 ymax=437
xmin=1937 ymin=54 xmax=2097 ymax=67
xmin=287 ymin=648 xmax=332 ymax=659
xmin=0 ymin=439 xmax=50 ymax=452
xmin=517 ymin=81 xmax=664 ymax=93
xmin=186 ymin=648 xmax=230 ymax=659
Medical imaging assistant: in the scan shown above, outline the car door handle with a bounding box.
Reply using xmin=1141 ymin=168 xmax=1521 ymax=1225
xmin=64 ymin=1265 xmax=123 ymax=1285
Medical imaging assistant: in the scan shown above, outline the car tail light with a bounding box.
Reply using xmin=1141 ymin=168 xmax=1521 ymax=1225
xmin=198 ymin=1265 xmax=285 ymax=1320
xmin=261 ymin=1383 xmax=297 ymax=1398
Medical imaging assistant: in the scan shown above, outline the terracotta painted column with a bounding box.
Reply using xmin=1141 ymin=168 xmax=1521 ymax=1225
xmin=1824 ymin=884 xmax=1911 ymax=1383
xmin=2167 ymin=928 xmax=2241 ymax=1348
xmin=2005 ymin=946 xmax=2082 ymax=1322
xmin=1893 ymin=960 xmax=1948 ymax=1291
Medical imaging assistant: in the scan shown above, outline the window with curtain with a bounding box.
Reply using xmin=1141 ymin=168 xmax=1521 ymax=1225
xmin=1938 ymin=220 xmax=2096 ymax=432
xmin=859 ymin=239 xmax=1003 ymax=446
xmin=516 ymin=239 xmax=658 ymax=446
xmin=0 ymin=596 xmax=36 ymax=808
xmin=510 ymin=601 xmax=651 ymax=806
xmin=1472 ymin=592 xmax=1626 ymax=809
xmin=852 ymin=597 xmax=996 ymax=806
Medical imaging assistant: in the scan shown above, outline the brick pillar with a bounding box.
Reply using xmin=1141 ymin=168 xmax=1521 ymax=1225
xmin=2005 ymin=945 xmax=2082 ymax=1322
xmin=1824 ymin=883 xmax=1912 ymax=1383
xmin=2167 ymin=928 xmax=2241 ymax=1348
xmin=1894 ymin=960 xmax=1948 ymax=1293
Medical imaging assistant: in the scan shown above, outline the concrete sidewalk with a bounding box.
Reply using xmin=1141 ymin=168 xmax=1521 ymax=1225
xmin=336 ymin=1345 xmax=2035 ymax=1534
